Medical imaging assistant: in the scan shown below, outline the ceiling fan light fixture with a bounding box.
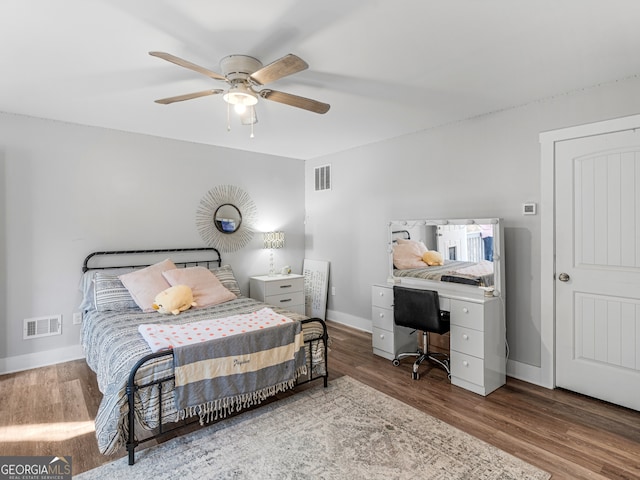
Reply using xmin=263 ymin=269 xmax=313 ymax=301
xmin=240 ymin=106 xmax=258 ymax=126
xmin=223 ymin=83 xmax=258 ymax=110
xmin=151 ymin=51 xmax=330 ymax=134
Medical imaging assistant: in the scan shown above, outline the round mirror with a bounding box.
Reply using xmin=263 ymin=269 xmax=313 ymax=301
xmin=196 ymin=185 xmax=257 ymax=253
xmin=214 ymin=204 xmax=242 ymax=233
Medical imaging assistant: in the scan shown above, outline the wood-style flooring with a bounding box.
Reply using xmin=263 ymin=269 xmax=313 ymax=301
xmin=1 ymin=320 xmax=639 ymax=479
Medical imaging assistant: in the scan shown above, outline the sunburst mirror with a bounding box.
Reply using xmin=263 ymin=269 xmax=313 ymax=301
xmin=196 ymin=185 xmax=257 ymax=253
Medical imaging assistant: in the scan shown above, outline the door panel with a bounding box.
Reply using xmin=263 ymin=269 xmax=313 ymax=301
xmin=555 ymin=129 xmax=640 ymax=411
xmin=437 ymin=225 xmax=468 ymax=260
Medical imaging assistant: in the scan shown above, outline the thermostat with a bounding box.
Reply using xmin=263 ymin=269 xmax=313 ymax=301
xmin=522 ymin=203 xmax=537 ymax=215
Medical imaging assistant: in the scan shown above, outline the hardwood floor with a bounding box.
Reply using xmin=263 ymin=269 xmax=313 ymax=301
xmin=1 ymin=320 xmax=639 ymax=478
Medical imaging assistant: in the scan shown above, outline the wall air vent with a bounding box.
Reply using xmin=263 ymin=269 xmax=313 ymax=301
xmin=314 ymin=164 xmax=331 ymax=191
xmin=23 ymin=315 xmax=62 ymax=340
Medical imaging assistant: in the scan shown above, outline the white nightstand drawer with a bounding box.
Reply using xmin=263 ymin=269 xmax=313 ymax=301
xmin=372 ymin=285 xmax=394 ymax=309
xmin=450 ymin=325 xmax=484 ymax=358
xmin=372 ymin=326 xmax=394 ymax=354
xmin=372 ymin=306 xmax=393 ymax=330
xmin=264 ymin=277 xmax=303 ymax=296
xmin=450 ymin=300 xmax=484 ymax=330
xmin=451 ymin=351 xmax=485 ymax=386
xmin=265 ymin=291 xmax=304 ymax=308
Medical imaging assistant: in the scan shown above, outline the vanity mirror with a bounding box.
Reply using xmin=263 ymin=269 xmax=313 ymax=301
xmin=388 ymin=218 xmax=504 ymax=299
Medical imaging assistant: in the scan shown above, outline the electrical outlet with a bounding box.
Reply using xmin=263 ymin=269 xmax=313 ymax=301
xmin=72 ymin=312 xmax=82 ymax=325
xmin=331 ymin=287 xmax=336 ymax=296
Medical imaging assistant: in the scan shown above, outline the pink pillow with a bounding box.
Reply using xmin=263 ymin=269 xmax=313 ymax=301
xmin=393 ymin=242 xmax=428 ymax=269
xmin=162 ymin=266 xmax=236 ymax=308
xmin=396 ymin=238 xmax=428 ymax=252
xmin=119 ymin=259 xmax=177 ymax=312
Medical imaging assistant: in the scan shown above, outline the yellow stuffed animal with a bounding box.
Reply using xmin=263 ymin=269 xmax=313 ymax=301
xmin=152 ymin=285 xmax=197 ymax=315
xmin=422 ymin=250 xmax=444 ymax=266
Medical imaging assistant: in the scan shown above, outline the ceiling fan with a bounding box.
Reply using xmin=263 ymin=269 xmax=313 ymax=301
xmin=149 ymin=52 xmax=330 ymax=129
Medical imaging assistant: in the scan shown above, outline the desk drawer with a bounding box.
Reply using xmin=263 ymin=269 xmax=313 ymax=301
xmin=372 ymin=326 xmax=394 ymax=354
xmin=265 ymin=291 xmax=304 ymax=308
xmin=372 ymin=285 xmax=394 ymax=309
xmin=264 ymin=278 xmax=303 ymax=296
xmin=450 ymin=325 xmax=484 ymax=358
xmin=451 ymin=351 xmax=485 ymax=386
xmin=372 ymin=306 xmax=393 ymax=330
xmin=450 ymin=300 xmax=484 ymax=330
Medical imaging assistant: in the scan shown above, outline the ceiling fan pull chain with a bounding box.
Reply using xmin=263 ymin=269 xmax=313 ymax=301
xmin=226 ymin=101 xmax=231 ymax=132
xmin=250 ymin=106 xmax=255 ymax=138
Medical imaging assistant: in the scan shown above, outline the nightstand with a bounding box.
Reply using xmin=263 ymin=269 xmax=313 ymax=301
xmin=249 ymin=274 xmax=305 ymax=315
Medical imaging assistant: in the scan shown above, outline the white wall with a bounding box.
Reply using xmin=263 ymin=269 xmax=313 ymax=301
xmin=5 ymin=75 xmax=640 ymax=383
xmin=0 ymin=113 xmax=306 ymax=373
xmin=305 ymin=75 xmax=640 ymax=385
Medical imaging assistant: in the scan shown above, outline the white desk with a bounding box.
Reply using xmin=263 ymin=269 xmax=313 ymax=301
xmin=371 ymin=283 xmax=505 ymax=396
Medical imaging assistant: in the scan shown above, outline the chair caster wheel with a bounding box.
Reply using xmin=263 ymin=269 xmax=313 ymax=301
xmin=392 ymin=359 xmax=400 ymax=367
xmin=412 ymin=372 xmax=419 ymax=380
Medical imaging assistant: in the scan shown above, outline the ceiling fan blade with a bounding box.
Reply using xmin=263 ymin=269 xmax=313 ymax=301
xmin=149 ymin=51 xmax=227 ymax=81
xmin=154 ymin=89 xmax=223 ymax=105
xmin=249 ymin=54 xmax=308 ymax=86
xmin=259 ymin=89 xmax=330 ymax=114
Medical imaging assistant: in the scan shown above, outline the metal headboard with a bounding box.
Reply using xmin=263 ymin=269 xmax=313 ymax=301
xmin=82 ymin=247 xmax=222 ymax=273
xmin=392 ymin=230 xmax=411 ymax=242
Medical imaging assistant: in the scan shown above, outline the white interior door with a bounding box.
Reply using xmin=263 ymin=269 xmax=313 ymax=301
xmin=555 ymin=129 xmax=640 ymax=411
xmin=437 ymin=225 xmax=468 ymax=260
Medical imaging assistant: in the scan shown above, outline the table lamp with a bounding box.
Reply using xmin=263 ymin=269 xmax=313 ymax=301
xmin=263 ymin=231 xmax=285 ymax=276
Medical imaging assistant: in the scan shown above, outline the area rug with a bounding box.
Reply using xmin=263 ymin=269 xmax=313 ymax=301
xmin=76 ymin=376 xmax=550 ymax=480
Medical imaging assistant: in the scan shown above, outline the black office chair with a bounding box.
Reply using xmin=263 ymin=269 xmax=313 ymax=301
xmin=392 ymin=286 xmax=451 ymax=380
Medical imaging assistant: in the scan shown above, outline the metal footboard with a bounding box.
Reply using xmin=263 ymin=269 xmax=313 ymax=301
xmin=125 ymin=317 xmax=328 ymax=465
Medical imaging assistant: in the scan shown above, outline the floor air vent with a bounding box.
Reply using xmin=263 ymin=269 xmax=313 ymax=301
xmin=23 ymin=315 xmax=62 ymax=340
xmin=314 ymin=164 xmax=331 ymax=191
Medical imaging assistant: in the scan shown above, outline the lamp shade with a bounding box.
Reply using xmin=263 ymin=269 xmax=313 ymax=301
xmin=263 ymin=231 xmax=285 ymax=249
xmin=223 ymin=83 xmax=258 ymax=106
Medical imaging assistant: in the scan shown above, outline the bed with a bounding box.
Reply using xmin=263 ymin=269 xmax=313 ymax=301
xmin=391 ymin=230 xmax=494 ymax=286
xmin=79 ymin=248 xmax=328 ymax=465
xmin=393 ymin=259 xmax=494 ymax=286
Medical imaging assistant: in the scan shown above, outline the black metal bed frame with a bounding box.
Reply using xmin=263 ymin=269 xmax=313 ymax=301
xmin=82 ymin=247 xmax=224 ymax=273
xmin=82 ymin=247 xmax=329 ymax=465
xmin=392 ymin=230 xmax=411 ymax=241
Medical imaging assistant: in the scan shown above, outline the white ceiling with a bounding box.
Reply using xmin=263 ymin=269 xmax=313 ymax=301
xmin=2 ymin=0 xmax=640 ymax=160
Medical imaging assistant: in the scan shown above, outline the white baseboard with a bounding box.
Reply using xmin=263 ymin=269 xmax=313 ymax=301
xmin=507 ymin=358 xmax=553 ymax=389
xmin=0 ymin=344 xmax=85 ymax=375
xmin=325 ymin=309 xmax=371 ymax=333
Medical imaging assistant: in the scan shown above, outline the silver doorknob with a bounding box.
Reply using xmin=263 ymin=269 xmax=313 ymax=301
xmin=558 ymin=272 xmax=570 ymax=282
